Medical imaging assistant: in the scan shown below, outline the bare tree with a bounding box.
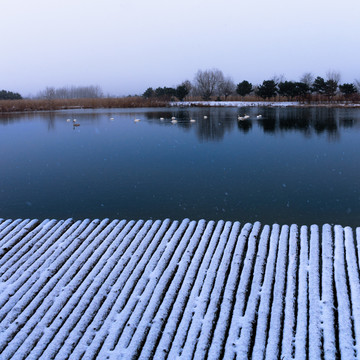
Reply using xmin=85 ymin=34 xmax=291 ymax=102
xmin=326 ymin=70 xmax=341 ymax=84
xmin=193 ymin=68 xmax=224 ymax=100
xmin=218 ymin=76 xmax=236 ymax=100
xmin=354 ymin=79 xmax=360 ymax=92
xmin=300 ymin=72 xmax=314 ymax=87
xmin=36 ymin=85 xmax=103 ymax=99
xmin=182 ymin=80 xmax=192 ymax=94
xmin=43 ymin=87 xmax=56 ymax=100
xmin=272 ymin=73 xmax=286 ymax=84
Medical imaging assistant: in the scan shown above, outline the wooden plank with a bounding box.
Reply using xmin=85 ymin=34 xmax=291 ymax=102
xmin=0 ymin=219 xmax=360 ymax=359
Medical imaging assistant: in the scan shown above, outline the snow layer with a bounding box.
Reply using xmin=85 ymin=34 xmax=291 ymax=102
xmin=171 ymin=101 xmax=299 ymax=107
xmin=1 ymin=219 xmax=360 ymax=359
xmin=171 ymin=101 xmax=360 ymax=108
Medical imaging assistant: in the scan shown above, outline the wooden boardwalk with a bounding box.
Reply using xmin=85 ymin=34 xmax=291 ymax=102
xmin=0 ymin=218 xmax=359 ymax=359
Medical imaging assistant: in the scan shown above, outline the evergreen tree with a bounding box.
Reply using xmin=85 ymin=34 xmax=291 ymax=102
xmin=142 ymin=87 xmax=155 ymax=98
xmin=339 ymin=83 xmax=357 ymax=96
xmin=175 ymin=84 xmax=189 ymax=101
xmin=324 ymin=79 xmax=338 ymax=98
xmin=294 ymin=82 xmax=310 ymax=101
xmin=311 ymin=77 xmax=327 ymax=94
xmin=0 ymin=90 xmax=22 ymax=100
xmin=278 ymin=81 xmax=297 ymax=99
xmin=236 ymin=80 xmax=253 ymax=97
xmin=256 ymin=80 xmax=277 ymax=99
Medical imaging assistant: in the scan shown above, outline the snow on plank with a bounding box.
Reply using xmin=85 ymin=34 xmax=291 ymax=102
xmin=153 ymin=220 xmax=227 ymax=359
xmin=251 ymin=224 xmax=281 ymax=359
xmin=235 ymin=224 xmax=271 ymax=358
xmin=0 ymin=219 xmax=359 ymax=359
xmin=294 ymin=226 xmax=309 ymax=360
xmin=308 ymin=225 xmax=322 ymax=359
xmin=334 ymin=225 xmax=356 ymax=359
xmin=142 ymin=220 xmax=218 ymax=360
xmin=281 ymin=224 xmax=299 ymax=359
xmin=264 ymin=225 xmax=290 ymax=360
xmin=321 ymin=224 xmax=337 ymax=360
xmin=207 ymin=222 xmax=252 ymax=359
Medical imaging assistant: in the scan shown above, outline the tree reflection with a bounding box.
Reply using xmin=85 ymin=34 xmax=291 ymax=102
xmin=145 ymin=108 xmax=237 ymax=141
xmin=1 ymin=107 xmax=359 ymax=142
xmin=237 ymin=120 xmax=252 ymax=133
xmin=0 ymin=111 xmax=102 ymax=130
xmin=252 ymin=107 xmax=356 ymax=139
xmin=143 ymin=107 xmax=360 ymax=141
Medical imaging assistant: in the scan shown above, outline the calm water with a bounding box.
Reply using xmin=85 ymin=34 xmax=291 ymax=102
xmin=0 ymin=107 xmax=359 ymax=226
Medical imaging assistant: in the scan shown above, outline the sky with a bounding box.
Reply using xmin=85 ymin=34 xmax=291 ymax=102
xmin=0 ymin=0 xmax=359 ymax=97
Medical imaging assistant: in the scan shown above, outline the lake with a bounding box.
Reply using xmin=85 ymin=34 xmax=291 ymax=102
xmin=0 ymin=106 xmax=359 ymax=227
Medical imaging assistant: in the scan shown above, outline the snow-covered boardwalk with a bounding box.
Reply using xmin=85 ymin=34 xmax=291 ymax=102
xmin=0 ymin=218 xmax=359 ymax=359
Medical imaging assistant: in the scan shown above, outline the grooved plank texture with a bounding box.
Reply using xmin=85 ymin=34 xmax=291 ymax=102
xmin=0 ymin=218 xmax=359 ymax=359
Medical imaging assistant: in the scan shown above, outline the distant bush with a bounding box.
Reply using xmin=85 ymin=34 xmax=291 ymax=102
xmin=143 ymin=83 xmax=190 ymax=101
xmin=0 ymin=90 xmax=22 ymax=100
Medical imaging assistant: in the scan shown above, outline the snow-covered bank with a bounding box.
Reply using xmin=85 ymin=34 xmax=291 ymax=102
xmin=172 ymin=101 xmax=299 ymax=107
xmin=1 ymin=218 xmax=360 ymax=359
xmin=171 ymin=100 xmax=360 ymax=108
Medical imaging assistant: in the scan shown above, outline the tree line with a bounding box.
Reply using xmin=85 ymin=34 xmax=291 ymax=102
xmin=1 ymin=69 xmax=359 ymax=102
xmin=143 ymin=69 xmax=360 ymax=102
xmin=36 ymin=85 xmax=103 ymax=99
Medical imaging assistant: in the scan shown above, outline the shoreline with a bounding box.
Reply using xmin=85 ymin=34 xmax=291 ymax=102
xmin=171 ymin=100 xmax=360 ymax=108
xmin=1 ymin=98 xmax=360 ymax=114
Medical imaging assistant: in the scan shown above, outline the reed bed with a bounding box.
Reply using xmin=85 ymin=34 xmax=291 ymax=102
xmin=0 ymin=97 xmax=169 ymax=113
xmin=1 ymin=94 xmax=359 ymax=113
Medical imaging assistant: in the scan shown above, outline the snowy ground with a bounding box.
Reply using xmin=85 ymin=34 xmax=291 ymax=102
xmin=171 ymin=100 xmax=360 ymax=108
xmin=171 ymin=101 xmax=299 ymax=107
xmin=0 ymin=218 xmax=359 ymax=359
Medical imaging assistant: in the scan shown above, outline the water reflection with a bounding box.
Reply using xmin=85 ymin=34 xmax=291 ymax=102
xmin=236 ymin=119 xmax=252 ymax=133
xmin=0 ymin=110 xmax=104 ymax=129
xmin=252 ymin=107 xmax=341 ymax=140
xmin=1 ymin=106 xmax=360 ymax=226
xmin=144 ymin=107 xmax=360 ymax=141
xmin=1 ymin=107 xmax=359 ymax=142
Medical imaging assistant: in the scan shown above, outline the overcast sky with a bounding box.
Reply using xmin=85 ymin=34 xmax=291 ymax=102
xmin=1 ymin=0 xmax=359 ymax=97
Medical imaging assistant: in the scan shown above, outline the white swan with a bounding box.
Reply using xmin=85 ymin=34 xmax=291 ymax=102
xmin=256 ymin=114 xmax=262 ymax=119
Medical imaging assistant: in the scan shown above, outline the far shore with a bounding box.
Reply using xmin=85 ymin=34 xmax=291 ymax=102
xmin=1 ymin=97 xmax=360 ymax=113
xmin=170 ymin=100 xmax=360 ymax=108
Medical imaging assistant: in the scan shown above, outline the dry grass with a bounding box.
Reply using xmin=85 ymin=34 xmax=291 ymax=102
xmin=0 ymin=97 xmax=169 ymax=113
xmin=1 ymin=94 xmax=359 ymax=113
